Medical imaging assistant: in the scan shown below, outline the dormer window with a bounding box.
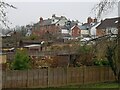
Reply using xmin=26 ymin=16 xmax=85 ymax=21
xmin=53 ymin=19 xmax=55 ymax=22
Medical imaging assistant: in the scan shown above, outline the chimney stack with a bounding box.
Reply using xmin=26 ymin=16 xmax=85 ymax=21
xmin=87 ymin=17 xmax=93 ymax=24
xmin=101 ymin=19 xmax=103 ymax=22
xmin=40 ymin=17 xmax=43 ymax=23
xmin=93 ymin=18 xmax=97 ymax=23
xmin=52 ymin=14 xmax=56 ymax=17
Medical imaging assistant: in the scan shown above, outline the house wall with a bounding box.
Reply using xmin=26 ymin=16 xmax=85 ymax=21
xmin=106 ymin=28 xmax=118 ymax=35
xmin=51 ymin=17 xmax=59 ymax=24
xmin=90 ymin=23 xmax=100 ymax=36
xmin=81 ymin=30 xmax=89 ymax=37
xmin=96 ymin=28 xmax=118 ymax=37
xmin=71 ymin=26 xmax=81 ymax=37
xmin=56 ymin=19 xmax=68 ymax=26
xmin=61 ymin=29 xmax=69 ymax=34
xmin=96 ymin=29 xmax=106 ymax=37
xmin=51 ymin=17 xmax=67 ymax=26
xmin=32 ymin=24 xmax=60 ymax=36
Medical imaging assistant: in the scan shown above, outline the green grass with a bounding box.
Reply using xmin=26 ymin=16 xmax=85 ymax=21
xmin=15 ymin=82 xmax=119 ymax=90
xmin=60 ymin=82 xmax=119 ymax=88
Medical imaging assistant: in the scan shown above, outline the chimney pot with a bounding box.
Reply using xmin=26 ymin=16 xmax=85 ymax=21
xmin=40 ymin=17 xmax=43 ymax=23
xmin=52 ymin=14 xmax=56 ymax=17
xmin=101 ymin=19 xmax=103 ymax=22
xmin=94 ymin=18 xmax=97 ymax=23
xmin=87 ymin=17 xmax=92 ymax=24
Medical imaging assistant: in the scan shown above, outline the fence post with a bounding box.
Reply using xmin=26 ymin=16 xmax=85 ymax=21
xmin=3 ymin=70 xmax=6 ymax=88
xmin=47 ymin=67 xmax=50 ymax=87
xmin=66 ymin=67 xmax=68 ymax=86
xmin=99 ymin=66 xmax=102 ymax=82
xmin=83 ymin=66 xmax=85 ymax=85
xmin=26 ymin=69 xmax=29 ymax=88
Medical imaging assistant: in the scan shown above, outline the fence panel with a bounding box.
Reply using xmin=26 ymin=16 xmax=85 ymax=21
xmin=2 ymin=71 xmax=6 ymax=88
xmin=109 ymin=68 xmax=115 ymax=81
xmin=5 ymin=71 xmax=12 ymax=88
xmin=38 ymin=69 xmax=48 ymax=88
xmin=67 ymin=67 xmax=84 ymax=85
xmin=2 ymin=66 xmax=115 ymax=88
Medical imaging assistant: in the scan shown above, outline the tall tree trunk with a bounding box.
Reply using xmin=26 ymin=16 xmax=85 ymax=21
xmin=118 ymin=16 xmax=120 ymax=83
xmin=118 ymin=2 xmax=120 ymax=83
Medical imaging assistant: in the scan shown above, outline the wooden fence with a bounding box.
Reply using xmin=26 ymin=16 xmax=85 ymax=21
xmin=2 ymin=66 xmax=115 ymax=88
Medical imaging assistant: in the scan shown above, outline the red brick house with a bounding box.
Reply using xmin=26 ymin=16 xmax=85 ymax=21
xmin=32 ymin=17 xmax=61 ymax=38
xmin=96 ymin=28 xmax=106 ymax=37
xmin=32 ymin=15 xmax=79 ymax=39
xmin=71 ymin=25 xmax=81 ymax=37
xmin=96 ymin=17 xmax=118 ymax=37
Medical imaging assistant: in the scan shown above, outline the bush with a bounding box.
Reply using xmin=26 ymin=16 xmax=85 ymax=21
xmin=11 ymin=50 xmax=31 ymax=70
xmin=79 ymin=46 xmax=91 ymax=53
xmin=93 ymin=59 xmax=103 ymax=66
xmin=29 ymin=34 xmax=38 ymax=40
xmin=101 ymin=60 xmax=109 ymax=66
xmin=93 ymin=58 xmax=110 ymax=66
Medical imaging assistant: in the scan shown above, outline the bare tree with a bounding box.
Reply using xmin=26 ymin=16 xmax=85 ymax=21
xmin=0 ymin=0 xmax=16 ymax=28
xmin=93 ymin=0 xmax=120 ymax=83
xmin=92 ymin=0 xmax=118 ymax=19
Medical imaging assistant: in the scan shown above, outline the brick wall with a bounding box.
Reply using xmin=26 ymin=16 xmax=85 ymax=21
xmin=96 ymin=29 xmax=106 ymax=37
xmin=71 ymin=26 xmax=81 ymax=37
xmin=32 ymin=24 xmax=60 ymax=37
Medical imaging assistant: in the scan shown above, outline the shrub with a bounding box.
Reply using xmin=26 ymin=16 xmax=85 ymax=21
xmin=101 ymin=60 xmax=110 ymax=66
xmin=93 ymin=59 xmax=103 ymax=66
xmin=11 ymin=50 xmax=31 ymax=70
xmin=93 ymin=58 xmax=110 ymax=66
xmin=78 ymin=45 xmax=93 ymax=54
xmin=29 ymin=34 xmax=38 ymax=40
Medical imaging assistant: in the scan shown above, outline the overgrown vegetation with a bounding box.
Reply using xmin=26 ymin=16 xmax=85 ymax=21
xmin=92 ymin=0 xmax=120 ymax=83
xmin=93 ymin=58 xmax=109 ymax=66
xmin=106 ymin=43 xmax=120 ymax=82
xmin=29 ymin=34 xmax=38 ymax=40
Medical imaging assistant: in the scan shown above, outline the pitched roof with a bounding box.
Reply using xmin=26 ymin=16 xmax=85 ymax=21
xmin=96 ymin=17 xmax=119 ymax=29
xmin=61 ymin=26 xmax=68 ymax=29
xmin=63 ymin=21 xmax=78 ymax=30
xmin=0 ymin=29 xmax=12 ymax=36
xmin=53 ymin=15 xmax=67 ymax=20
xmin=39 ymin=19 xmax=52 ymax=26
xmin=71 ymin=25 xmax=80 ymax=30
xmin=79 ymin=22 xmax=98 ymax=30
xmin=79 ymin=23 xmax=90 ymax=30
xmin=33 ymin=15 xmax=79 ymax=30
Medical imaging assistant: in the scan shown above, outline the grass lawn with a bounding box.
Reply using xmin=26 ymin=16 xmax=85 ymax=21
xmin=62 ymin=82 xmax=119 ymax=88
xmin=5 ymin=82 xmax=119 ymax=90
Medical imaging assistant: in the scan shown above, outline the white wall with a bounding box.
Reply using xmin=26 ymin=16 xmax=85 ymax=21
xmin=61 ymin=29 xmax=69 ymax=34
xmin=56 ymin=18 xmax=68 ymax=26
xmin=81 ymin=30 xmax=89 ymax=35
xmin=106 ymin=28 xmax=118 ymax=35
xmin=90 ymin=23 xmax=100 ymax=36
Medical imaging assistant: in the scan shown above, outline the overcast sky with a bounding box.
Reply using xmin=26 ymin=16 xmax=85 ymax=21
xmin=6 ymin=0 xmax=118 ymax=28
